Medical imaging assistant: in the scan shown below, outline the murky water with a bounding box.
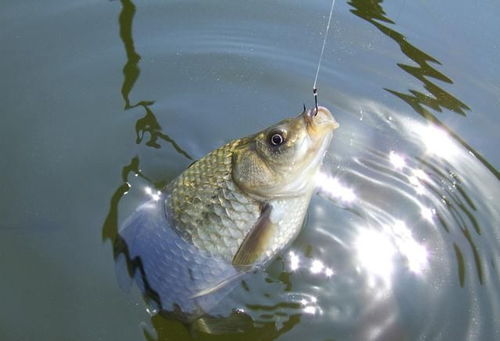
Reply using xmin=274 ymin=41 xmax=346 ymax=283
xmin=1 ymin=0 xmax=499 ymax=340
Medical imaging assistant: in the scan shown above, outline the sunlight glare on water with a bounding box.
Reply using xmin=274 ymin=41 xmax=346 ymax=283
xmin=353 ymin=218 xmax=428 ymax=287
xmin=144 ymin=186 xmax=161 ymax=201
xmin=389 ymin=151 xmax=406 ymax=170
xmin=415 ymin=124 xmax=460 ymax=158
xmin=355 ymin=227 xmax=396 ymax=287
xmin=316 ymin=171 xmax=356 ymax=203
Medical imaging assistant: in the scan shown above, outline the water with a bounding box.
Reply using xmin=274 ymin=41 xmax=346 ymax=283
xmin=1 ymin=0 xmax=499 ymax=340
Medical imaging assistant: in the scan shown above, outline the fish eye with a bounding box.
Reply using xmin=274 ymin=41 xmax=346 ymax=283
xmin=269 ymin=131 xmax=285 ymax=146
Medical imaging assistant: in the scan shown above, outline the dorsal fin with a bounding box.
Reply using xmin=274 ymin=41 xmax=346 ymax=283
xmin=232 ymin=203 xmax=275 ymax=267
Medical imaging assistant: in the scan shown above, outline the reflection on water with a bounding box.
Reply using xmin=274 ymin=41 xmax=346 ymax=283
xmin=135 ymin=104 xmax=192 ymax=159
xmin=102 ymin=0 xmax=192 ymax=271
xmin=349 ymin=0 xmax=469 ymax=116
xmin=351 ymin=116 xmax=487 ymax=289
xmin=347 ymin=0 xmax=497 ymax=294
xmin=388 ymin=151 xmax=405 ymax=170
xmin=101 ymin=0 xmax=500 ymax=340
xmin=103 ymin=0 xmax=192 ymax=243
xmin=407 ymin=120 xmax=487 ymax=286
xmin=354 ymin=219 xmax=428 ymax=287
xmin=349 ymin=0 xmax=499 ymax=180
xmin=415 ymin=124 xmax=460 ymax=158
xmin=286 ymin=250 xmax=334 ymax=279
xmin=119 ymin=0 xmax=192 ymax=158
xmin=119 ymin=0 xmax=141 ymax=110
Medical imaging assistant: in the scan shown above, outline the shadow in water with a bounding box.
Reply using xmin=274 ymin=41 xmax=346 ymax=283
xmin=348 ymin=0 xmax=499 ymax=180
xmin=103 ymin=1 xmax=301 ymax=339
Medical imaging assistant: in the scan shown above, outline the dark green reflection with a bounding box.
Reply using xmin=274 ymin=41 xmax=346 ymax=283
xmin=104 ymin=0 xmax=191 ymax=249
xmin=453 ymin=243 xmax=466 ymax=287
xmin=462 ymin=227 xmax=484 ymax=285
xmin=136 ymin=104 xmax=193 ymax=159
xmin=119 ymin=0 xmax=141 ymax=110
xmin=349 ymin=0 xmax=469 ymax=116
xmin=104 ymin=0 xmax=192 ymax=259
xmin=349 ymin=0 xmax=499 ymax=179
xmin=118 ymin=0 xmax=192 ymax=159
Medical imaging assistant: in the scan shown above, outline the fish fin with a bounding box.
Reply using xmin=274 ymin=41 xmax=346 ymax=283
xmin=190 ymin=271 xmax=246 ymax=299
xmin=232 ymin=203 xmax=275 ymax=267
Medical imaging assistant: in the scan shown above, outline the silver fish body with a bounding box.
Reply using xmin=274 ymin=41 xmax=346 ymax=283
xmin=118 ymin=106 xmax=338 ymax=315
xmin=120 ymin=198 xmax=241 ymax=315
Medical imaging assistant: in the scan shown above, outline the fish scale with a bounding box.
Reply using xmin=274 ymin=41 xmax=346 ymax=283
xmin=265 ymin=194 xmax=313 ymax=259
xmin=168 ymin=138 xmax=261 ymax=262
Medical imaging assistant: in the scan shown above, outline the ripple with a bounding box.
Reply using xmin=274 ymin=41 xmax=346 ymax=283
xmin=291 ymin=100 xmax=500 ymax=340
xmin=104 ymin=0 xmax=500 ymax=340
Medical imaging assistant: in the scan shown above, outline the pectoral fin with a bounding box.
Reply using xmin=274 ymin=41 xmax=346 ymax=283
xmin=232 ymin=203 xmax=275 ymax=267
xmin=190 ymin=271 xmax=246 ymax=299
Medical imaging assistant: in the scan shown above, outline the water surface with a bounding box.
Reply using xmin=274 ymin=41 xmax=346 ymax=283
xmin=1 ymin=0 xmax=499 ymax=340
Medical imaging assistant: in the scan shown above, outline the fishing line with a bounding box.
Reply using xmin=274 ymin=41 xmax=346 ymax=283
xmin=312 ymin=0 xmax=336 ymax=112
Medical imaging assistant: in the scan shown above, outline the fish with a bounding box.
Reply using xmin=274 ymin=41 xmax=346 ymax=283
xmin=118 ymin=106 xmax=338 ymax=319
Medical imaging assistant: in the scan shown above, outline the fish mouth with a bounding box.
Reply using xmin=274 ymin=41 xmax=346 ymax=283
xmin=304 ymin=106 xmax=339 ymax=136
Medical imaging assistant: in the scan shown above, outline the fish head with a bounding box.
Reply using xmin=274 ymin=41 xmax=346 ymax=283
xmin=232 ymin=106 xmax=339 ymax=199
